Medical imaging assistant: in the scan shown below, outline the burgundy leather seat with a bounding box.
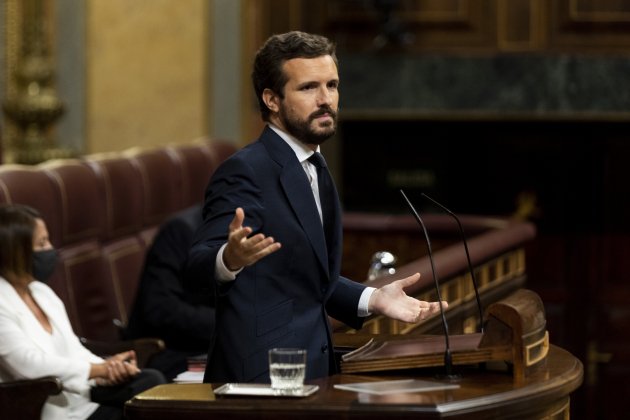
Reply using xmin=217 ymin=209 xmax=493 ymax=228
xmin=0 ymin=165 xmax=62 ymax=246
xmin=0 ymin=139 xmax=237 ymax=342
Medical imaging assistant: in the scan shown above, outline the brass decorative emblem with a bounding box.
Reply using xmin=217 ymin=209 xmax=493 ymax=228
xmin=2 ymin=0 xmax=74 ymax=164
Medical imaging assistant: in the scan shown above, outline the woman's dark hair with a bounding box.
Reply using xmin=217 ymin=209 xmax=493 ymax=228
xmin=0 ymin=204 xmax=41 ymax=278
xmin=252 ymin=31 xmax=337 ymax=122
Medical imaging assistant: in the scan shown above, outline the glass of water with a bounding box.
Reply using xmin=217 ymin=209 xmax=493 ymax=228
xmin=268 ymin=348 xmax=306 ymax=394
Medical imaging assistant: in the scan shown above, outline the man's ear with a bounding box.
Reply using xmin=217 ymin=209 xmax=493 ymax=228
xmin=262 ymin=88 xmax=280 ymax=113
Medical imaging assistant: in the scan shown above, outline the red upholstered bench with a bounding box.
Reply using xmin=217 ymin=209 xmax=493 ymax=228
xmin=0 ymin=138 xmax=236 ymax=349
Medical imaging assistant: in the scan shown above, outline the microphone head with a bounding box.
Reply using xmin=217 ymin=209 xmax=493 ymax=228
xmin=367 ymin=251 xmax=397 ymax=281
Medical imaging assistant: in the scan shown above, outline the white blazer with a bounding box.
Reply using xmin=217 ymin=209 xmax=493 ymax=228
xmin=0 ymin=277 xmax=103 ymax=420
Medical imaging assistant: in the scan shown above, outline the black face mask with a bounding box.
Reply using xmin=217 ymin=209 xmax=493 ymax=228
xmin=32 ymin=249 xmax=58 ymax=283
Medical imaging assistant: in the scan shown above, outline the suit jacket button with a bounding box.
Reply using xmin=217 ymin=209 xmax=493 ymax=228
xmin=321 ymin=344 xmax=328 ymax=353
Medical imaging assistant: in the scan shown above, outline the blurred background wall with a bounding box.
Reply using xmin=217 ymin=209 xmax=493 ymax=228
xmin=2 ymin=1 xmax=630 ymax=418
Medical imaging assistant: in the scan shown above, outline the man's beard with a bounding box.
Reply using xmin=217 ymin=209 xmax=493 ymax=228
xmin=279 ymin=105 xmax=338 ymax=145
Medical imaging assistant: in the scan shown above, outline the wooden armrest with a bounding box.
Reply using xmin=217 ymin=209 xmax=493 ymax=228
xmin=0 ymin=376 xmax=62 ymax=420
xmin=81 ymin=337 xmax=166 ymax=368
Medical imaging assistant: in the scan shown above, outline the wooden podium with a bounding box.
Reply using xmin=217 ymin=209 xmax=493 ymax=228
xmin=125 ymin=289 xmax=583 ymax=419
xmin=340 ymin=289 xmax=550 ymax=381
xmin=125 ymin=346 xmax=582 ymax=419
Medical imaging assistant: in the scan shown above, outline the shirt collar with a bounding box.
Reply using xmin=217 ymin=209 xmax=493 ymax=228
xmin=268 ymin=123 xmax=320 ymax=163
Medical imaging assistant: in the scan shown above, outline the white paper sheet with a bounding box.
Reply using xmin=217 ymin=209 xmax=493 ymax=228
xmin=334 ymin=378 xmax=459 ymax=395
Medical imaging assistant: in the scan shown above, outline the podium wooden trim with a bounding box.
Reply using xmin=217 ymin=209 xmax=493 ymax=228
xmin=124 ymin=345 xmax=583 ymax=419
xmin=338 ymin=214 xmax=537 ymax=338
xmin=340 ymin=289 xmax=551 ymax=381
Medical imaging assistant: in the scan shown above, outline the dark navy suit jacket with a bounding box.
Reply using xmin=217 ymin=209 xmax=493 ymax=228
xmin=187 ymin=126 xmax=366 ymax=383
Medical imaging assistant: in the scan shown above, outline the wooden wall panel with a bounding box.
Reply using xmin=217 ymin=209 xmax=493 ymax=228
xmin=297 ymin=0 xmax=630 ymax=53
xmin=548 ymin=0 xmax=630 ymax=51
xmin=498 ymin=0 xmax=545 ymax=51
xmin=302 ymin=0 xmax=497 ymax=52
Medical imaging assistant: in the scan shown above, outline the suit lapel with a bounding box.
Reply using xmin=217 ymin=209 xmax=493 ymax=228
xmin=327 ymin=180 xmax=343 ymax=279
xmin=261 ymin=128 xmax=330 ymax=277
xmin=280 ymin=168 xmax=330 ymax=275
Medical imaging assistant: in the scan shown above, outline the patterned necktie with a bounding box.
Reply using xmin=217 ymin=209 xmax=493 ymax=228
xmin=308 ymin=152 xmax=335 ymax=250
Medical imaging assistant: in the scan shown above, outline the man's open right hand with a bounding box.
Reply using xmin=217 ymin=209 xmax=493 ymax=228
xmin=222 ymin=207 xmax=282 ymax=271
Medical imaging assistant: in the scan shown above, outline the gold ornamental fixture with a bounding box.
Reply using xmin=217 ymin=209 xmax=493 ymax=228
xmin=2 ymin=0 xmax=74 ymax=164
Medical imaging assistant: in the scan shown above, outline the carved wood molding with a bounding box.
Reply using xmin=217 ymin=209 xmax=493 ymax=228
xmin=549 ymin=0 xmax=630 ymax=50
xmin=291 ymin=0 xmax=630 ymax=52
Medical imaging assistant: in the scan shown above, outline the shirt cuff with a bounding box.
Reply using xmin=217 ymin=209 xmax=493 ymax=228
xmin=215 ymin=243 xmax=243 ymax=282
xmin=357 ymin=287 xmax=376 ymax=317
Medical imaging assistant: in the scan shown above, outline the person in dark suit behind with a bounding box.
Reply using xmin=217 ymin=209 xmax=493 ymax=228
xmin=186 ymin=31 xmax=447 ymax=384
xmin=124 ymin=204 xmax=212 ymax=381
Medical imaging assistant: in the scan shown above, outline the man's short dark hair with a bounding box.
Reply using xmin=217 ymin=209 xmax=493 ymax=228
xmin=252 ymin=31 xmax=338 ymax=122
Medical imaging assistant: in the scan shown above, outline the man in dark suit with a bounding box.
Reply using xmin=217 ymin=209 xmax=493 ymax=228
xmin=187 ymin=31 xmax=445 ymax=384
xmin=125 ymin=204 xmax=213 ymax=381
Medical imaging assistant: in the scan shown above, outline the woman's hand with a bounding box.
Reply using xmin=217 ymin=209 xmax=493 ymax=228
xmin=91 ymin=350 xmax=140 ymax=386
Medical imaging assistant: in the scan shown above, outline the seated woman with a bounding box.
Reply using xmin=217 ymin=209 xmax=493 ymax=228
xmin=0 ymin=204 xmax=165 ymax=420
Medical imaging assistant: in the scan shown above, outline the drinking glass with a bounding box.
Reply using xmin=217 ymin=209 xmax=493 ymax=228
xmin=268 ymin=348 xmax=306 ymax=394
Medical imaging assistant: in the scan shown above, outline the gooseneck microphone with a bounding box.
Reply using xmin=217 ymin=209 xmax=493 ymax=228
xmin=421 ymin=193 xmax=484 ymax=333
xmin=400 ymin=189 xmax=457 ymax=379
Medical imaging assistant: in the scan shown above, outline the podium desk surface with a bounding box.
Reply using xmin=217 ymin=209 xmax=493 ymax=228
xmin=125 ymin=345 xmax=583 ymax=420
